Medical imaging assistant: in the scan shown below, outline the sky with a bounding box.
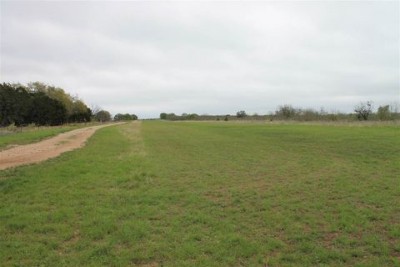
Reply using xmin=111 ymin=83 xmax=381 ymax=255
xmin=1 ymin=1 xmax=399 ymax=118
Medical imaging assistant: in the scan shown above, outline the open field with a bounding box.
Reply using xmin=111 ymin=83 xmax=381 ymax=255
xmin=1 ymin=121 xmax=399 ymax=266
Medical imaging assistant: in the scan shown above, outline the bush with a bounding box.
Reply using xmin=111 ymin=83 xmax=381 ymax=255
xmin=377 ymin=105 xmax=391 ymax=121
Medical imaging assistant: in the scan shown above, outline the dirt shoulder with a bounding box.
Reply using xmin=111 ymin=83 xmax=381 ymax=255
xmin=0 ymin=123 xmax=123 ymax=171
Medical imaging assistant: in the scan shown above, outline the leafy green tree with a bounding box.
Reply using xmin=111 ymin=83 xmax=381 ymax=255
xmin=29 ymin=92 xmax=67 ymax=126
xmin=48 ymin=86 xmax=74 ymax=116
xmin=28 ymin=82 xmax=74 ymax=115
xmin=1 ymin=82 xmax=91 ymax=126
xmin=27 ymin=81 xmax=91 ymax=123
xmin=69 ymin=100 xmax=91 ymax=122
xmin=0 ymin=83 xmax=31 ymax=126
xmin=114 ymin=113 xmax=123 ymax=121
xmin=160 ymin=113 xmax=167 ymax=120
xmin=95 ymin=110 xmax=111 ymax=122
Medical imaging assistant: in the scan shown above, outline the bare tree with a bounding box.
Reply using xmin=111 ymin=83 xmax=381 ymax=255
xmin=90 ymin=104 xmax=102 ymax=115
xmin=354 ymin=101 xmax=373 ymax=120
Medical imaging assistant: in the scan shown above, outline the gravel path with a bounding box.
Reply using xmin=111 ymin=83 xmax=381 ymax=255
xmin=0 ymin=123 xmax=121 ymax=170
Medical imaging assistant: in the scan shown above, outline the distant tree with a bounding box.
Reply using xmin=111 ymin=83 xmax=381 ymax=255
xmin=160 ymin=113 xmax=167 ymax=120
xmin=236 ymin=110 xmax=247 ymax=118
xmin=275 ymin=105 xmax=297 ymax=119
xmin=354 ymin=101 xmax=373 ymax=120
xmin=114 ymin=113 xmax=122 ymax=121
xmin=300 ymin=108 xmax=319 ymax=121
xmin=224 ymin=115 xmax=229 ymax=121
xmin=166 ymin=113 xmax=176 ymax=120
xmin=95 ymin=110 xmax=111 ymax=122
xmin=377 ymin=105 xmax=391 ymax=121
xmin=114 ymin=113 xmax=138 ymax=121
xmin=187 ymin=113 xmax=198 ymax=120
xmin=389 ymin=103 xmax=400 ymax=120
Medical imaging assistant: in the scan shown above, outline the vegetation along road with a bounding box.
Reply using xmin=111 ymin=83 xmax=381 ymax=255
xmin=0 ymin=121 xmax=399 ymax=266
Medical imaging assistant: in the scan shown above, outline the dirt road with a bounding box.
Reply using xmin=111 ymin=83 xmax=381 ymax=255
xmin=0 ymin=123 xmax=121 ymax=170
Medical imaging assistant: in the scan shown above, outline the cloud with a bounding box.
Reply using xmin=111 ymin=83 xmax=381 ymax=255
xmin=1 ymin=1 xmax=398 ymax=118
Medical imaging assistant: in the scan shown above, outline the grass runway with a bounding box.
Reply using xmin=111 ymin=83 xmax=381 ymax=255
xmin=1 ymin=121 xmax=399 ymax=266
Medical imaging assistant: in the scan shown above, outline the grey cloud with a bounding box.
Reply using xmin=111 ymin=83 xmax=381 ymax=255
xmin=1 ymin=1 xmax=398 ymax=118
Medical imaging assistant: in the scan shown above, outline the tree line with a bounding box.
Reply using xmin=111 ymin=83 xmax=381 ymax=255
xmin=0 ymin=82 xmax=121 ymax=127
xmin=114 ymin=113 xmax=138 ymax=121
xmin=160 ymin=101 xmax=399 ymax=122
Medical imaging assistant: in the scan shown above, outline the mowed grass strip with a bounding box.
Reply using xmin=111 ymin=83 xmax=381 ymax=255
xmin=1 ymin=121 xmax=399 ymax=266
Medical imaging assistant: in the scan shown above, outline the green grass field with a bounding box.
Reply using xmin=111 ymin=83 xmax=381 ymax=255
xmin=1 ymin=121 xmax=399 ymax=266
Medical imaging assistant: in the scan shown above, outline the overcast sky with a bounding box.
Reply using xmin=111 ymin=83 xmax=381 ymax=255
xmin=1 ymin=1 xmax=399 ymax=118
